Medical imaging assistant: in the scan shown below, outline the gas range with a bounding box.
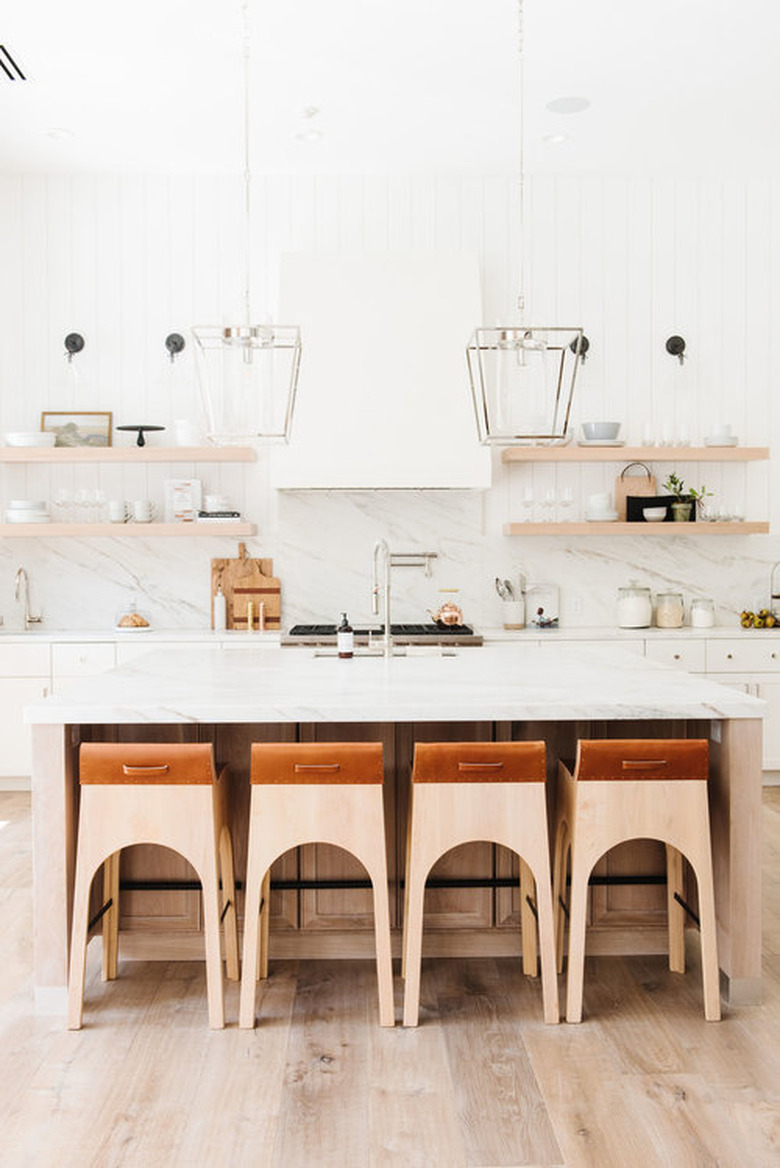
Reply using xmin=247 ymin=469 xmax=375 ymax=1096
xmin=282 ymin=623 xmax=483 ymax=647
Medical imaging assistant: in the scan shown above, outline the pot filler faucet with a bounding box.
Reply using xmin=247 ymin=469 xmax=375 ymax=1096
xmin=371 ymin=540 xmax=438 ymax=658
xmin=15 ymin=567 xmax=43 ymax=630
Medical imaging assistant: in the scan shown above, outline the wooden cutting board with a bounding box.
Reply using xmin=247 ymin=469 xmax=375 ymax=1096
xmin=211 ymin=544 xmax=281 ymax=630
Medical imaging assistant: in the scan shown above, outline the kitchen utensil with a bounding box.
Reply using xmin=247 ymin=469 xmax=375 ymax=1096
xmin=615 ymin=462 xmax=657 ymax=520
xmin=116 ymin=424 xmax=166 ymax=447
xmin=131 ymin=500 xmax=157 ymax=523
xmin=502 ymin=578 xmax=514 ymax=599
xmin=210 ymin=544 xmax=281 ymax=629
xmin=495 ymin=577 xmax=509 ymax=600
xmin=582 ymin=421 xmax=621 ymax=441
xmin=4 ymin=432 xmax=56 ymax=447
xmin=427 ymin=601 xmax=463 ymax=627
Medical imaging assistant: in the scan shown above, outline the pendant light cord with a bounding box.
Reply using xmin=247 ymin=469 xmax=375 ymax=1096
xmin=242 ymin=0 xmax=252 ymax=329
xmin=517 ymin=0 xmax=526 ymax=323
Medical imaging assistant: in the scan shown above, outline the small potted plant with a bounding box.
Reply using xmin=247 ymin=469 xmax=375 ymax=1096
xmin=662 ymin=473 xmax=712 ymax=522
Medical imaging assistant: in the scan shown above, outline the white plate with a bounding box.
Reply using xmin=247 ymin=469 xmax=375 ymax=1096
xmin=704 ymin=436 xmax=738 ymax=447
xmin=5 ymin=512 xmax=51 ymax=523
xmin=576 ymin=439 xmax=625 ymax=447
xmin=585 ymin=510 xmax=619 ymax=521
xmin=4 ymin=432 xmax=57 ymax=447
xmin=114 ymin=624 xmax=152 ymax=632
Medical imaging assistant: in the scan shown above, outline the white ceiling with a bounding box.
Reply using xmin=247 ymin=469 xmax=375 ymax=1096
xmin=0 ymin=0 xmax=777 ymax=176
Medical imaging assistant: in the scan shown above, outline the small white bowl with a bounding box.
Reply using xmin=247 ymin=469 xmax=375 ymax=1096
xmin=643 ymin=506 xmax=668 ymax=522
xmin=581 ymin=421 xmax=621 ymax=441
xmin=4 ymin=432 xmax=57 ymax=447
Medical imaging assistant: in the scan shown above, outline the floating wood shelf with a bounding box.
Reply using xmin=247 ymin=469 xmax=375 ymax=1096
xmin=0 ymin=522 xmax=256 ymax=538
xmin=501 ymin=445 xmax=769 ymax=463
xmin=0 ymin=446 xmax=257 ymax=463
xmin=503 ymin=521 xmax=770 ymax=536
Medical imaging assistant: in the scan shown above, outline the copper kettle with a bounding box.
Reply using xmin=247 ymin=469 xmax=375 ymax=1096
xmin=427 ymin=601 xmax=463 ymax=627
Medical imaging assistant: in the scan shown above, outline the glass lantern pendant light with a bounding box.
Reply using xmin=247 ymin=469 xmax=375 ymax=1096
xmin=466 ymin=0 xmax=583 ymax=446
xmin=192 ymin=1 xmax=301 ymax=443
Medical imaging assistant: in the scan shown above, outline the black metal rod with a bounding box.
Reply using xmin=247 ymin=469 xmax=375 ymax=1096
xmin=673 ymin=891 xmax=700 ymax=928
xmin=219 ymin=898 xmax=232 ymax=924
xmin=88 ymin=898 xmax=113 ymax=932
xmin=524 ymin=894 xmax=538 ymax=921
xmin=119 ymin=872 xmax=670 ymax=893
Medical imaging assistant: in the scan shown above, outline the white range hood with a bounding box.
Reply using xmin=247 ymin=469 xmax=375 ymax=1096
xmin=271 ymin=252 xmax=491 ymax=489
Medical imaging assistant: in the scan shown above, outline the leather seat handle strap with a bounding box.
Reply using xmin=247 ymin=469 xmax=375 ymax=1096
xmin=122 ymin=764 xmax=170 ymax=776
xmin=458 ymin=761 xmax=504 ymax=771
xmin=621 ymin=759 xmax=668 ymax=771
xmin=294 ymin=763 xmax=341 ymax=773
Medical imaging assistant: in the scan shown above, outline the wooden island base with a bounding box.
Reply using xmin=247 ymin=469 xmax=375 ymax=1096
xmin=32 ymin=714 xmax=762 ymax=1010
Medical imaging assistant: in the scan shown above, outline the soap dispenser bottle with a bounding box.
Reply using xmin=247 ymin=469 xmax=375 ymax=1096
xmin=213 ymin=585 xmax=227 ymax=632
xmin=337 ymin=612 xmax=354 ymax=659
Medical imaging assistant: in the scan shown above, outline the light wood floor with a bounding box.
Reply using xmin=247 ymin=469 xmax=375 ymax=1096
xmin=0 ymin=790 xmax=778 ymax=1168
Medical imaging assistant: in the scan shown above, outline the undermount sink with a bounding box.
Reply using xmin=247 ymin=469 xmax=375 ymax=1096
xmin=312 ymin=647 xmax=458 ymax=658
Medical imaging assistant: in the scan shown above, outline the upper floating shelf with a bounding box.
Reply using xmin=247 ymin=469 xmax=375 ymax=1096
xmin=0 ymin=446 xmax=257 ymax=463
xmin=501 ymin=445 xmax=769 ymax=463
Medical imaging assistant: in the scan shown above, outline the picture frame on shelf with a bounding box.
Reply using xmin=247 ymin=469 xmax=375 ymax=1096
xmin=41 ymin=411 xmax=112 ymax=448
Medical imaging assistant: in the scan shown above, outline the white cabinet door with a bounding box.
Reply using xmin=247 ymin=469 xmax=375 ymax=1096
xmin=51 ymin=643 xmax=115 ymax=692
xmin=0 ymin=678 xmax=48 ymax=776
xmin=272 ymin=252 xmax=491 ymax=489
xmin=754 ymin=680 xmax=780 ymax=769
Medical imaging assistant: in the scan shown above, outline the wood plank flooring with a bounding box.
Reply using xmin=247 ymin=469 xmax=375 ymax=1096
xmin=0 ymin=789 xmax=778 ymax=1167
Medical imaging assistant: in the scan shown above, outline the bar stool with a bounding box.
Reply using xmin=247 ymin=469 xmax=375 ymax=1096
xmin=239 ymin=742 xmax=394 ymax=1029
xmin=402 ymin=741 xmax=559 ymax=1027
xmin=552 ymin=738 xmax=720 ymax=1023
xmin=68 ymin=742 xmax=239 ymax=1030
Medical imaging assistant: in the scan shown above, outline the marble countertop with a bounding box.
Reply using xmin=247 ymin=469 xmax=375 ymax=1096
xmin=25 ymin=642 xmax=766 ymax=725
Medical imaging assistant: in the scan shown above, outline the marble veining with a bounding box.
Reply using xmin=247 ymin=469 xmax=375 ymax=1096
xmin=25 ymin=643 xmax=765 ymax=725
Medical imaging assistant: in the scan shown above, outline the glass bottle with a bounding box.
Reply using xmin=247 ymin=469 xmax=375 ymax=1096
xmin=337 ymin=612 xmax=354 ymax=659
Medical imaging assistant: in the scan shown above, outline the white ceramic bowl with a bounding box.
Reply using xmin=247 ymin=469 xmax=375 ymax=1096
xmin=582 ymin=421 xmax=621 ymax=441
xmin=643 ymin=506 xmax=668 ymax=523
xmin=4 ymin=432 xmax=57 ymax=448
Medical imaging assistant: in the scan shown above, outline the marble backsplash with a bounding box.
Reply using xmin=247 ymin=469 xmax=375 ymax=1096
xmin=0 ymin=457 xmax=775 ymax=634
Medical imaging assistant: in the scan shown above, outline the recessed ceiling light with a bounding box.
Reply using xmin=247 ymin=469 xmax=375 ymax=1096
xmin=543 ymin=133 xmax=571 ymax=145
xmin=44 ymin=127 xmax=74 ymax=141
xmin=545 ymin=96 xmax=591 ymax=115
xmin=295 ymin=129 xmax=323 ymax=144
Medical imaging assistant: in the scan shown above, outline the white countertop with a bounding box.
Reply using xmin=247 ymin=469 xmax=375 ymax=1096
xmin=25 ymin=642 xmax=765 ymax=725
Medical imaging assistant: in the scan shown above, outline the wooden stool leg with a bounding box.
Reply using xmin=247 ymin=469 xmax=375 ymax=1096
xmin=402 ymin=828 xmax=429 ymax=1028
xmin=362 ymin=847 xmax=394 ymax=1027
xmin=218 ymin=824 xmax=239 ymax=982
xmin=666 ymin=844 xmax=686 ymax=974
xmin=258 ymin=869 xmax=271 ymax=981
xmin=401 ymin=788 xmax=414 ymax=982
xmin=690 ymin=846 xmax=721 ymax=1022
xmin=239 ymin=820 xmax=267 ymax=1029
xmin=101 ymin=850 xmax=120 ymax=982
xmin=68 ymin=833 xmax=98 ymax=1030
xmin=565 ymin=848 xmax=591 ymax=1024
xmin=553 ymin=830 xmax=569 ymax=975
xmin=199 ymin=845 xmax=225 ymax=1030
xmin=519 ymin=858 xmax=538 ymax=976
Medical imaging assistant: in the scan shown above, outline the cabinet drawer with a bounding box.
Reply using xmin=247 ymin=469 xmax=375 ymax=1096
xmin=52 ymin=642 xmax=116 ymax=677
xmin=116 ymin=641 xmax=177 ymax=666
xmin=0 ymin=642 xmax=51 ymax=677
xmin=705 ymin=639 xmax=780 ymax=673
xmin=645 ymin=639 xmax=706 ymax=671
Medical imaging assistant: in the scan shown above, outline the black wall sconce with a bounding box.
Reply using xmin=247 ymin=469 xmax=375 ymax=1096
xmin=569 ymin=334 xmax=590 ymax=362
xmin=165 ymin=333 xmax=186 ymax=363
xmin=64 ymin=333 xmax=85 ymax=363
xmin=665 ymin=335 xmax=686 ymax=365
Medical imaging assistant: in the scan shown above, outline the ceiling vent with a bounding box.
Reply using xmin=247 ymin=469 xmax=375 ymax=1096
xmin=0 ymin=46 xmax=26 ymax=80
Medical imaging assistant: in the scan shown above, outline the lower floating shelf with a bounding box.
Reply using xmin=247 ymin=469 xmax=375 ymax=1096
xmin=502 ymin=521 xmax=769 ymax=536
xmin=0 ymin=522 xmax=256 ymax=538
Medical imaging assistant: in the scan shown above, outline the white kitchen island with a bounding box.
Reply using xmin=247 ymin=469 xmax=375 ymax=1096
xmin=26 ymin=642 xmax=765 ymax=1013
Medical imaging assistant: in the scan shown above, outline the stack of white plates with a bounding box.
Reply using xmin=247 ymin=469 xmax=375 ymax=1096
xmin=585 ymin=510 xmax=619 ymax=522
xmin=5 ymin=500 xmax=51 ymax=523
xmin=4 ymin=432 xmax=57 ymax=448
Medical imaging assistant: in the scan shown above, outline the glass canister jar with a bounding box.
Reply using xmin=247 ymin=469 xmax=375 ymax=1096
xmin=655 ymin=592 xmax=685 ymax=629
xmin=617 ymin=582 xmax=653 ymax=628
xmin=690 ymin=597 xmax=715 ymax=628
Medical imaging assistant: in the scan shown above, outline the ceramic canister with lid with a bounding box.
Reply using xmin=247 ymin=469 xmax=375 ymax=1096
xmin=617 ymin=582 xmax=653 ymax=628
xmin=655 ymin=591 xmax=685 ymax=628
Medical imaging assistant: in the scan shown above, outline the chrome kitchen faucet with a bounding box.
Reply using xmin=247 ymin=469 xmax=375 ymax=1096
xmin=15 ymin=566 xmax=43 ymax=630
xmin=371 ymin=541 xmax=437 ymax=658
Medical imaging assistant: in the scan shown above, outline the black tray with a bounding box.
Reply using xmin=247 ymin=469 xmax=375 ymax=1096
xmin=626 ymin=494 xmax=696 ymax=522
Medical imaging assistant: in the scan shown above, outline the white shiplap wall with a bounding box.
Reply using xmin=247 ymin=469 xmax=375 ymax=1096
xmin=0 ymin=171 xmax=777 ymax=631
